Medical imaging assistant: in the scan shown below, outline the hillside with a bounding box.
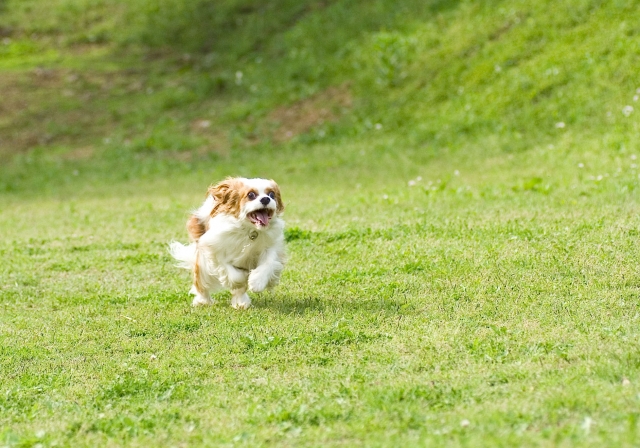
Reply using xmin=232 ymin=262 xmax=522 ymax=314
xmin=1 ymin=0 xmax=638 ymax=193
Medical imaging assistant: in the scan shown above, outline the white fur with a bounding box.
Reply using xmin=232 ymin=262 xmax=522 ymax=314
xmin=170 ymin=178 xmax=285 ymax=309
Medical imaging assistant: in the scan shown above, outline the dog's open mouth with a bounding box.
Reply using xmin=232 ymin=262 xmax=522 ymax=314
xmin=248 ymin=208 xmax=274 ymax=227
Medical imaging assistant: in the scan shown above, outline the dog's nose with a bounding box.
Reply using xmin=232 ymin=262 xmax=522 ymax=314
xmin=260 ymin=196 xmax=271 ymax=206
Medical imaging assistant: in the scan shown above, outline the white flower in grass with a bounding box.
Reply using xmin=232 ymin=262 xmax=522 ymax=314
xmin=581 ymin=416 xmax=593 ymax=433
xmin=460 ymin=419 xmax=470 ymax=427
xmin=408 ymin=180 xmax=416 ymax=187
xmin=555 ymin=122 xmax=566 ymax=129
xmin=578 ymin=163 xmax=584 ymax=168
xmin=375 ymin=123 xmax=383 ymax=130
xmin=195 ymin=120 xmax=211 ymax=129
xmin=623 ymin=105 xmax=634 ymax=117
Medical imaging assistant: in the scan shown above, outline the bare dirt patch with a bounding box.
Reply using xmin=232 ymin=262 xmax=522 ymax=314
xmin=0 ymin=65 xmax=156 ymax=162
xmin=189 ymin=119 xmax=230 ymax=157
xmin=0 ymin=69 xmax=112 ymax=160
xmin=268 ymin=83 xmax=352 ymax=142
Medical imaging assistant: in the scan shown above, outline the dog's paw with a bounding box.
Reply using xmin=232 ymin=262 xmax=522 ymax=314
xmin=231 ymin=293 xmax=252 ymax=310
xmin=248 ymin=271 xmax=269 ymax=293
xmin=192 ymin=295 xmax=214 ymax=307
xmin=232 ymin=301 xmax=251 ymax=310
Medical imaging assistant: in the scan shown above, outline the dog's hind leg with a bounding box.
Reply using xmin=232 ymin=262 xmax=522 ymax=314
xmin=190 ymin=285 xmax=213 ymax=306
xmin=190 ymin=247 xmax=216 ymax=306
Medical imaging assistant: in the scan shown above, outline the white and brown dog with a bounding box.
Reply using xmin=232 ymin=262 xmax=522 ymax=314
xmin=170 ymin=177 xmax=285 ymax=308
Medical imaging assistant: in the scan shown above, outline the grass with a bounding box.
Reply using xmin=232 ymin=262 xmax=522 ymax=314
xmin=1 ymin=0 xmax=640 ymax=446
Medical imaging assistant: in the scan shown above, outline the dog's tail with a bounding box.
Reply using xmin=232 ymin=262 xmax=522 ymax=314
xmin=169 ymin=241 xmax=216 ymax=294
xmin=169 ymin=241 xmax=197 ymax=270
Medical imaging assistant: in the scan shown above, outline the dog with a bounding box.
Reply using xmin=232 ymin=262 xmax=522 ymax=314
xmin=169 ymin=177 xmax=286 ymax=308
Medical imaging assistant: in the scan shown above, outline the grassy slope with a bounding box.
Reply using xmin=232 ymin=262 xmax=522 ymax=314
xmin=1 ymin=0 xmax=640 ymax=446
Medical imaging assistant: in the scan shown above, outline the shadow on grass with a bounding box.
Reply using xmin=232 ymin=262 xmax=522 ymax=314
xmin=256 ymin=292 xmax=418 ymax=317
xmin=257 ymin=294 xmax=327 ymax=315
xmin=129 ymin=0 xmax=467 ymax=54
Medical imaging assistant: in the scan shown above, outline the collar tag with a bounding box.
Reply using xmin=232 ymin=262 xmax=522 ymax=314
xmin=249 ymin=230 xmax=258 ymax=240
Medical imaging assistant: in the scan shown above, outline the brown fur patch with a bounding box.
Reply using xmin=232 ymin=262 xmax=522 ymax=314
xmin=186 ymin=215 xmax=206 ymax=241
xmin=193 ymin=250 xmax=204 ymax=293
xmin=207 ymin=178 xmax=244 ymax=218
xmin=267 ymin=180 xmax=285 ymax=213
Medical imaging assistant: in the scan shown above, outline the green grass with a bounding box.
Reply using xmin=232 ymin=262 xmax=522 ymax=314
xmin=2 ymin=0 xmax=640 ymax=446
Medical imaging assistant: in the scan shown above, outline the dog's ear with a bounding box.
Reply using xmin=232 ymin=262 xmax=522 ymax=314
xmin=208 ymin=178 xmax=243 ymax=217
xmin=208 ymin=177 xmax=242 ymax=204
xmin=270 ymin=180 xmax=285 ymax=213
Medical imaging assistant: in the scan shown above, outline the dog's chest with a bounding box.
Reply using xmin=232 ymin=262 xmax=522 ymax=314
xmin=227 ymin=231 xmax=271 ymax=269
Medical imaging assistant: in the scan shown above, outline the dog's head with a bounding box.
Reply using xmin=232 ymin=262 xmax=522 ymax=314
xmin=208 ymin=177 xmax=284 ymax=228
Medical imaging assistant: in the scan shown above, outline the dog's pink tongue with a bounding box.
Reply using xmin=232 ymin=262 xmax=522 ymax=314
xmin=255 ymin=210 xmax=269 ymax=226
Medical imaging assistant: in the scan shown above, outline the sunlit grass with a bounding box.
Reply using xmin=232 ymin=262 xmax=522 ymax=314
xmin=1 ymin=0 xmax=640 ymax=446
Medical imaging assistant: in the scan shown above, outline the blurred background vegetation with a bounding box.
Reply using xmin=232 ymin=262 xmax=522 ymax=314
xmin=0 ymin=0 xmax=638 ymax=195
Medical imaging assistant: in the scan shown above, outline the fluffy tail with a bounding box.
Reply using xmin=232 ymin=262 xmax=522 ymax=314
xmin=169 ymin=241 xmax=197 ymax=270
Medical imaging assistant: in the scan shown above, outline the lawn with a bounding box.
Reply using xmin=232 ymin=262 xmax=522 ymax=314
xmin=1 ymin=0 xmax=640 ymax=446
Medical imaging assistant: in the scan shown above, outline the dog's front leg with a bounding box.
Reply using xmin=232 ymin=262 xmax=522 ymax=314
xmin=224 ymin=264 xmax=249 ymax=289
xmin=231 ymin=286 xmax=251 ymax=309
xmin=248 ymin=248 xmax=283 ymax=293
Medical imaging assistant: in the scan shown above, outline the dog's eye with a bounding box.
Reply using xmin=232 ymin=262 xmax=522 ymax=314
xmin=268 ymin=191 xmax=276 ymax=200
xmin=247 ymin=192 xmax=257 ymax=200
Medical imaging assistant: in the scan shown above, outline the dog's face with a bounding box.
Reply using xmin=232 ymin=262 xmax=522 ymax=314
xmin=208 ymin=177 xmax=284 ymax=228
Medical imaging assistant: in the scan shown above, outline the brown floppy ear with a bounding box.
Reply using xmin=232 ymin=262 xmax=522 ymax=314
xmin=207 ymin=177 xmax=242 ymax=217
xmin=270 ymin=180 xmax=285 ymax=213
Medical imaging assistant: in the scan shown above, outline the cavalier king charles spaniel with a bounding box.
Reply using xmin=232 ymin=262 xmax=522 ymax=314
xmin=170 ymin=177 xmax=285 ymax=308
